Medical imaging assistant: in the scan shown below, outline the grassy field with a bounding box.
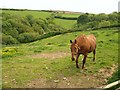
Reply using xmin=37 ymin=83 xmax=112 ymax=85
xmin=2 ymin=28 xmax=118 ymax=88
xmin=54 ymin=18 xmax=77 ymax=29
xmin=62 ymin=13 xmax=80 ymax=18
xmin=2 ymin=10 xmax=80 ymax=29
xmin=2 ymin=10 xmax=51 ymax=19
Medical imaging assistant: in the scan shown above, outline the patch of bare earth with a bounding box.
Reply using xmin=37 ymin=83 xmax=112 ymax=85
xmin=25 ymin=64 xmax=117 ymax=88
xmin=96 ymin=64 xmax=117 ymax=88
xmin=29 ymin=52 xmax=70 ymax=59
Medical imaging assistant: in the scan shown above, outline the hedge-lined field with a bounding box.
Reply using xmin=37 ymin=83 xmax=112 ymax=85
xmin=2 ymin=9 xmax=119 ymax=45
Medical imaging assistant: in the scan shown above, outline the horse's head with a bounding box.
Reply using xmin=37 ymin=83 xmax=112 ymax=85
xmin=70 ymin=39 xmax=80 ymax=61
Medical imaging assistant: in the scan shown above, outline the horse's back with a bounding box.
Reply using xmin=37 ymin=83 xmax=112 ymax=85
xmin=87 ymin=34 xmax=96 ymax=42
xmin=87 ymin=34 xmax=96 ymax=50
xmin=76 ymin=34 xmax=96 ymax=45
xmin=76 ymin=34 xmax=96 ymax=53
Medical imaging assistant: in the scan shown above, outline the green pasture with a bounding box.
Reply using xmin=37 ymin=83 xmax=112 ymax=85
xmin=54 ymin=18 xmax=77 ymax=29
xmin=2 ymin=10 xmax=80 ymax=29
xmin=2 ymin=28 xmax=118 ymax=88
xmin=62 ymin=13 xmax=80 ymax=18
xmin=2 ymin=10 xmax=51 ymax=19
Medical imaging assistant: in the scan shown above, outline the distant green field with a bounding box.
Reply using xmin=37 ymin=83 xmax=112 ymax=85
xmin=62 ymin=13 xmax=80 ymax=18
xmin=2 ymin=10 xmax=80 ymax=29
xmin=2 ymin=10 xmax=51 ymax=19
xmin=2 ymin=28 xmax=118 ymax=88
xmin=54 ymin=18 xmax=77 ymax=29
xmin=54 ymin=13 xmax=80 ymax=29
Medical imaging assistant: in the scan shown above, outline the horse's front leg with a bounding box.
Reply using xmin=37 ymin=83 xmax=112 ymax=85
xmin=76 ymin=53 xmax=80 ymax=68
xmin=82 ymin=54 xmax=87 ymax=69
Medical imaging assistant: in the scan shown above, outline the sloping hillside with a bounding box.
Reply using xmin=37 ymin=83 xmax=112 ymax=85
xmin=2 ymin=28 xmax=118 ymax=88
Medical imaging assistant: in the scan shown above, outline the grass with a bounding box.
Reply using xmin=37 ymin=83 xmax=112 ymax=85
xmin=54 ymin=18 xmax=77 ymax=29
xmin=62 ymin=13 xmax=80 ymax=18
xmin=2 ymin=10 xmax=51 ymax=19
xmin=2 ymin=10 xmax=80 ymax=29
xmin=2 ymin=28 xmax=118 ymax=88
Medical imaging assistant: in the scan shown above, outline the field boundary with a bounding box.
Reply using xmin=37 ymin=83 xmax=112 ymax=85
xmin=36 ymin=26 xmax=119 ymax=42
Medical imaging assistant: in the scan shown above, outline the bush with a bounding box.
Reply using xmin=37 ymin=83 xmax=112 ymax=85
xmin=2 ymin=34 xmax=19 ymax=45
xmin=98 ymin=21 xmax=111 ymax=28
xmin=18 ymin=33 xmax=39 ymax=43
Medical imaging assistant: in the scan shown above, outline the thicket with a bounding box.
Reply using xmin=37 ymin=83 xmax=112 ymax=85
xmin=2 ymin=12 xmax=64 ymax=44
xmin=76 ymin=12 xmax=119 ymax=30
xmin=2 ymin=10 xmax=119 ymax=45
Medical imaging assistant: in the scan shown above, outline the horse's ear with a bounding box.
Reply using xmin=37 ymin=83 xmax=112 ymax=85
xmin=70 ymin=40 xmax=72 ymax=43
xmin=75 ymin=39 xmax=77 ymax=44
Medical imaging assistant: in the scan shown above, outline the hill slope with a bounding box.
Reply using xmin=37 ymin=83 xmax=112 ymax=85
xmin=2 ymin=9 xmax=80 ymax=29
xmin=2 ymin=28 xmax=118 ymax=88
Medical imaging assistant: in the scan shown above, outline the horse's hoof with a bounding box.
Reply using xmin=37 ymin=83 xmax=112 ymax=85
xmin=93 ymin=58 xmax=95 ymax=62
xmin=72 ymin=58 xmax=75 ymax=61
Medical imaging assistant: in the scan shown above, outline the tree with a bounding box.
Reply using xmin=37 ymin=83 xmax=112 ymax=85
xmin=26 ymin=15 xmax=35 ymax=27
xmin=2 ymin=34 xmax=19 ymax=45
xmin=94 ymin=13 xmax=109 ymax=21
xmin=77 ymin=13 xmax=89 ymax=24
xmin=108 ymin=12 xmax=118 ymax=22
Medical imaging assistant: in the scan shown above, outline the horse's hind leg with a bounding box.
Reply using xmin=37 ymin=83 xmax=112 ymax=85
xmin=82 ymin=54 xmax=87 ymax=69
xmin=93 ymin=49 xmax=96 ymax=61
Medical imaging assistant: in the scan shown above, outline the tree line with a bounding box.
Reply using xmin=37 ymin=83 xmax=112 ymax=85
xmin=76 ymin=12 xmax=119 ymax=30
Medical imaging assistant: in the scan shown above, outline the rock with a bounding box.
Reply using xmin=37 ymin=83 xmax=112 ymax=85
xmin=87 ymin=78 xmax=90 ymax=80
xmin=63 ymin=77 xmax=67 ymax=80
xmin=67 ymin=83 xmax=70 ymax=86
xmin=54 ymin=80 xmax=59 ymax=83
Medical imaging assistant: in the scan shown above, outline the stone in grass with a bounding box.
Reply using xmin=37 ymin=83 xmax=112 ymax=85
xmin=63 ymin=77 xmax=67 ymax=80
xmin=54 ymin=80 xmax=59 ymax=83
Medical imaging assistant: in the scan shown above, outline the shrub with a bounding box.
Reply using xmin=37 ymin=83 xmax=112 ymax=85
xmin=98 ymin=21 xmax=111 ymax=28
xmin=2 ymin=34 xmax=19 ymax=45
xmin=18 ymin=33 xmax=39 ymax=43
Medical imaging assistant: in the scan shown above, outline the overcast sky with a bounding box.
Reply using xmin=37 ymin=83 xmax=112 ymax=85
xmin=0 ymin=0 xmax=119 ymax=14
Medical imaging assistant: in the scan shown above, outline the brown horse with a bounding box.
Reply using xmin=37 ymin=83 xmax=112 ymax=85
xmin=70 ymin=34 xmax=96 ymax=69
